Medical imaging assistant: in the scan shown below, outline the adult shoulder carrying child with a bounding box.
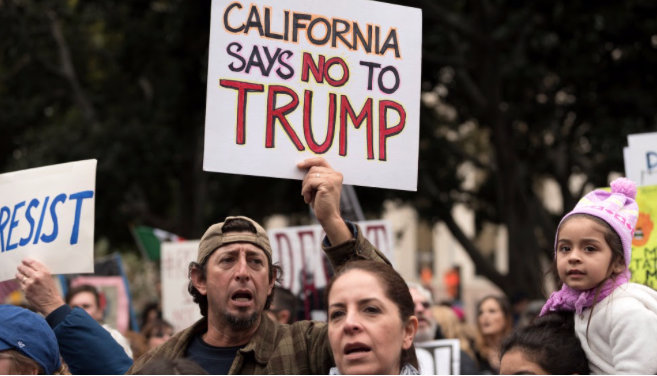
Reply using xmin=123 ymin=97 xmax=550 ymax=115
xmin=540 ymin=177 xmax=657 ymax=374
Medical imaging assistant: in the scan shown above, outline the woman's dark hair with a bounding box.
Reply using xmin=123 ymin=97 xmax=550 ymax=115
xmin=187 ymin=218 xmax=282 ymax=317
xmin=141 ymin=318 xmax=174 ymax=340
xmin=500 ymin=312 xmax=590 ymax=374
xmin=326 ymin=260 xmax=418 ymax=370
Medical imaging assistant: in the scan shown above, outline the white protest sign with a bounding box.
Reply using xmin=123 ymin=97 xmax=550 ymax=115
xmin=0 ymin=160 xmax=96 ymax=282
xmin=204 ymin=0 xmax=422 ymax=191
xmin=161 ymin=240 xmax=202 ymax=332
xmin=625 ymin=132 xmax=657 ymax=186
xmin=270 ymin=220 xmax=393 ymax=295
xmin=160 ymin=220 xmax=393 ymax=330
xmin=416 ymin=339 xmax=461 ymax=375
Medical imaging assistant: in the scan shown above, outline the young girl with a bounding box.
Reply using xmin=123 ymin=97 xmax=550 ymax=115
xmin=540 ymin=177 xmax=657 ymax=374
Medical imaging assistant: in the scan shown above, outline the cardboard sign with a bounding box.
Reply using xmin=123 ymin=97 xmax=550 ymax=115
xmin=624 ymin=132 xmax=657 ymax=186
xmin=161 ymin=241 xmax=202 ymax=332
xmin=0 ymin=160 xmax=96 ymax=282
xmin=630 ymin=185 xmax=657 ymax=288
xmin=270 ymin=220 xmax=393 ymax=295
xmin=160 ymin=220 xmax=393 ymax=330
xmin=203 ymin=0 xmax=422 ymax=191
xmin=416 ymin=339 xmax=461 ymax=375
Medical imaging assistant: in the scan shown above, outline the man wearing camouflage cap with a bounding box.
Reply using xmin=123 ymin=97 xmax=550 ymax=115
xmin=128 ymin=157 xmax=391 ymax=374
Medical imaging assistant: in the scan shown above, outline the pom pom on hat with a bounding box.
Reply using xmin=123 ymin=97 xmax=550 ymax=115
xmin=610 ymin=177 xmax=637 ymax=200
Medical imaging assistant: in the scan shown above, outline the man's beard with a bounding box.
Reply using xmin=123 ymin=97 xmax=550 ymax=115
xmin=224 ymin=311 xmax=259 ymax=330
xmin=414 ymin=319 xmax=437 ymax=343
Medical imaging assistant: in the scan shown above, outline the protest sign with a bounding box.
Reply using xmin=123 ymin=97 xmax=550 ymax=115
xmin=630 ymin=184 xmax=657 ymax=288
xmin=416 ymin=339 xmax=461 ymax=375
xmin=0 ymin=160 xmax=96 ymax=282
xmin=624 ymin=132 xmax=657 ymax=186
xmin=270 ymin=220 xmax=393 ymax=295
xmin=203 ymin=0 xmax=422 ymax=191
xmin=161 ymin=240 xmax=202 ymax=332
xmin=160 ymin=220 xmax=393 ymax=330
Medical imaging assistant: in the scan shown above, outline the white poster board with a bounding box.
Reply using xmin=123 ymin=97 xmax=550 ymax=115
xmin=625 ymin=132 xmax=657 ymax=186
xmin=161 ymin=240 xmax=202 ymax=332
xmin=204 ymin=0 xmax=423 ymax=191
xmin=416 ymin=339 xmax=461 ymax=375
xmin=270 ymin=220 xmax=393 ymax=295
xmin=160 ymin=220 xmax=393 ymax=331
xmin=0 ymin=160 xmax=96 ymax=282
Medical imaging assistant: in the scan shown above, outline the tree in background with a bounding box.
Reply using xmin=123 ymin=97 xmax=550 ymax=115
xmin=2 ymin=0 xmax=656 ymax=298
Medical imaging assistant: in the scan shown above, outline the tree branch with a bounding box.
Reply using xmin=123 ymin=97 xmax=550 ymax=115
xmin=47 ymin=10 xmax=100 ymax=130
xmin=422 ymin=174 xmax=508 ymax=289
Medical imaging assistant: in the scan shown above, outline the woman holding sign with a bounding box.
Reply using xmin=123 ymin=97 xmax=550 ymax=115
xmin=326 ymin=260 xmax=419 ymax=375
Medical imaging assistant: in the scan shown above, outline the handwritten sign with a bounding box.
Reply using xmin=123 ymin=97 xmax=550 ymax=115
xmin=161 ymin=240 xmax=202 ymax=332
xmin=630 ymin=184 xmax=657 ymax=288
xmin=270 ymin=220 xmax=393 ymax=295
xmin=203 ymin=0 xmax=422 ymax=191
xmin=0 ymin=160 xmax=96 ymax=282
xmin=160 ymin=220 xmax=393 ymax=330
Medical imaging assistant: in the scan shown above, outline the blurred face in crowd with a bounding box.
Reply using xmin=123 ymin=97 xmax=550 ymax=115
xmin=328 ymin=269 xmax=416 ymax=375
xmin=499 ymin=348 xmax=549 ymax=375
xmin=147 ymin=326 xmax=174 ymax=350
xmin=477 ymin=298 xmax=506 ymax=337
xmin=69 ymin=291 xmax=103 ymax=322
xmin=195 ymin=241 xmax=274 ymax=330
xmin=556 ymin=216 xmax=622 ymax=291
xmin=409 ymin=287 xmax=436 ymax=343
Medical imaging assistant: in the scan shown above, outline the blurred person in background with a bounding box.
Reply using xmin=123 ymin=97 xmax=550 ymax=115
xmin=431 ymin=305 xmax=477 ymax=366
xmin=474 ymin=295 xmax=513 ymax=374
xmin=141 ymin=318 xmax=175 ymax=350
xmin=0 ymin=304 xmax=66 ymax=375
xmin=65 ymin=284 xmax=133 ymax=359
xmin=326 ymin=260 xmax=418 ymax=375
xmin=408 ymin=283 xmax=478 ymax=374
xmin=140 ymin=301 xmax=162 ymax=330
xmin=266 ymin=286 xmax=298 ymax=324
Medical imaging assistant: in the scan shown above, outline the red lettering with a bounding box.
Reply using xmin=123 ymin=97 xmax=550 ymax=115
xmin=220 ymin=79 xmax=265 ymax=144
xmin=301 ymin=53 xmax=349 ymax=87
xmin=378 ymin=100 xmax=406 ymax=161
xmin=303 ymin=91 xmax=336 ymax=153
xmin=301 ymin=52 xmax=325 ymax=83
xmin=266 ymin=85 xmax=304 ymax=150
xmin=339 ymin=96 xmax=373 ymax=159
xmin=324 ymin=57 xmax=349 ymax=87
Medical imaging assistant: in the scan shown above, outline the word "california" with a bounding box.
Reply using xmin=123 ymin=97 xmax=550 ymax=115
xmin=0 ymin=190 xmax=94 ymax=252
xmin=223 ymin=2 xmax=401 ymax=58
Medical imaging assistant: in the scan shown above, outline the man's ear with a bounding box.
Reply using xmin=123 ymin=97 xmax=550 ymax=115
xmin=190 ymin=265 xmax=207 ymax=296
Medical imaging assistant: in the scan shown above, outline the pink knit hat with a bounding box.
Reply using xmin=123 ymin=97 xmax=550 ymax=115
xmin=540 ymin=178 xmax=639 ymax=316
xmin=555 ymin=177 xmax=639 ymax=267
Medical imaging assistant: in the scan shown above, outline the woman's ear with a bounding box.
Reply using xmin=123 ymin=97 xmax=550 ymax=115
xmin=402 ymin=315 xmax=419 ymax=350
